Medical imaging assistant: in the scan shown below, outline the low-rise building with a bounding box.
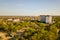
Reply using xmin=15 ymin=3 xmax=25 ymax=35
xmin=13 ymin=19 xmax=20 ymax=22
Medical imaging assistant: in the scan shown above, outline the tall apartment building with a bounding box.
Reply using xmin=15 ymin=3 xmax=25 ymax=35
xmin=40 ymin=15 xmax=52 ymax=24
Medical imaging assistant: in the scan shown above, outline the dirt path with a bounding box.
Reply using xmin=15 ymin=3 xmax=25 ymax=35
xmin=0 ymin=32 xmax=8 ymax=40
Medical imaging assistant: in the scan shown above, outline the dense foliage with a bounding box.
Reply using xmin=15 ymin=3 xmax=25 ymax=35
xmin=0 ymin=16 xmax=60 ymax=40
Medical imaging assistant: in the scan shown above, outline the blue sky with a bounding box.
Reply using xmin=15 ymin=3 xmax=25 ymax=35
xmin=0 ymin=0 xmax=60 ymax=16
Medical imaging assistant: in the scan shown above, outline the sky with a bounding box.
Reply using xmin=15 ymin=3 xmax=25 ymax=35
xmin=0 ymin=0 xmax=60 ymax=16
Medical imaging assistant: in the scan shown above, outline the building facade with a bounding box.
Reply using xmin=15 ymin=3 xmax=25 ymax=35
xmin=40 ymin=15 xmax=52 ymax=24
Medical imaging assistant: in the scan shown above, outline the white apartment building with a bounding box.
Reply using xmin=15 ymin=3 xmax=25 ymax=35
xmin=40 ymin=15 xmax=52 ymax=24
